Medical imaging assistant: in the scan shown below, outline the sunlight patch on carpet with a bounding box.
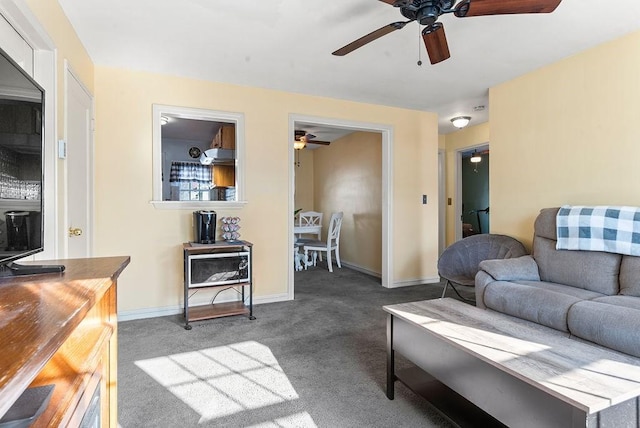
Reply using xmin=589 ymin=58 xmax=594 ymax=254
xmin=135 ymin=341 xmax=317 ymax=426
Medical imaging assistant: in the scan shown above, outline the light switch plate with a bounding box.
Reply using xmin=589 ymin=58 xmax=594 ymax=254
xmin=58 ymin=139 xmax=66 ymax=159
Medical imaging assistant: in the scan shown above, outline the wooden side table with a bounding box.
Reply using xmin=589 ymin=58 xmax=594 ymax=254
xmin=183 ymin=241 xmax=255 ymax=330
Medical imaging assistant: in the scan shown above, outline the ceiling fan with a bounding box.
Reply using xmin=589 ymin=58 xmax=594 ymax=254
xmin=294 ymin=130 xmax=331 ymax=149
xmin=332 ymin=0 xmax=563 ymax=64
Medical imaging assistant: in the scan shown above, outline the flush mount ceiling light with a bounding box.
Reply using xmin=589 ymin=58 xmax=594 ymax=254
xmin=160 ymin=116 xmax=170 ymax=125
xmin=451 ymin=116 xmax=471 ymax=129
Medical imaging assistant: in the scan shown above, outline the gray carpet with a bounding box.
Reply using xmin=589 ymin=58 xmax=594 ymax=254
xmin=118 ymin=264 xmax=475 ymax=427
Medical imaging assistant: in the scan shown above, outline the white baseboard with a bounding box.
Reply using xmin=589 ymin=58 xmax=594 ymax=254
xmin=253 ymin=292 xmax=291 ymax=304
xmin=117 ymin=292 xmax=292 ymax=322
xmin=338 ymin=262 xmax=439 ymax=288
xmin=118 ymin=305 xmax=182 ymax=322
xmin=340 ymin=261 xmax=381 ymax=278
xmin=389 ymin=276 xmax=441 ymax=288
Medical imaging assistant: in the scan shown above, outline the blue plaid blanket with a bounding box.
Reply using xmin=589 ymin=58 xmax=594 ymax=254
xmin=556 ymin=205 xmax=640 ymax=256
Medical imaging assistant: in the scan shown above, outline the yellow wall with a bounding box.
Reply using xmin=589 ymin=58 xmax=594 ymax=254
xmin=94 ymin=67 xmax=439 ymax=313
xmin=442 ymin=122 xmax=490 ymax=246
xmin=490 ymin=30 xmax=640 ymax=249
xmin=313 ymin=132 xmax=382 ymax=274
xmin=294 ymin=149 xmax=314 ymax=212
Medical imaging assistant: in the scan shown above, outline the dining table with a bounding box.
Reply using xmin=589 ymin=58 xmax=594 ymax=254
xmin=294 ymin=225 xmax=322 ymax=238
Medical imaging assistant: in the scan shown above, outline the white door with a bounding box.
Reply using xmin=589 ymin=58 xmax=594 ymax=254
xmin=65 ymin=69 xmax=93 ymax=258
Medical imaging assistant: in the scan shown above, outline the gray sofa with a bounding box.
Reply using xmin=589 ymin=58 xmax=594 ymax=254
xmin=475 ymin=207 xmax=640 ymax=358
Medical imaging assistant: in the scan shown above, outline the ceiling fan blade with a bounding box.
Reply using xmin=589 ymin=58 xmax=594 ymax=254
xmin=422 ymin=23 xmax=450 ymax=65
xmin=308 ymin=140 xmax=331 ymax=146
xmin=454 ymin=0 xmax=562 ymax=17
xmin=378 ymin=0 xmax=414 ymax=5
xmin=332 ymin=21 xmax=410 ymax=56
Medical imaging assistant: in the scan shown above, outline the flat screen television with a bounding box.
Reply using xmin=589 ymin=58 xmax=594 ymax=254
xmin=0 ymin=47 xmax=63 ymax=276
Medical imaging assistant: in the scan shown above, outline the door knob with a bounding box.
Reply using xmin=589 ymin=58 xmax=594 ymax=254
xmin=69 ymin=227 xmax=83 ymax=237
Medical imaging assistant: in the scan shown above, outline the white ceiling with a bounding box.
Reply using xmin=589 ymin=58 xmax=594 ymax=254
xmin=58 ymin=0 xmax=640 ymax=134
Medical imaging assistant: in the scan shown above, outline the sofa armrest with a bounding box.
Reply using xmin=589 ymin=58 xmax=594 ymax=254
xmin=478 ymin=255 xmax=541 ymax=282
xmin=475 ymin=271 xmax=494 ymax=309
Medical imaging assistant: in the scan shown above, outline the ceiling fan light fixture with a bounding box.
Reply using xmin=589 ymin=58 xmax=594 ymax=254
xmin=293 ymin=140 xmax=306 ymax=150
xmin=470 ymin=152 xmax=482 ymax=163
xmin=160 ymin=116 xmax=170 ymax=125
xmin=451 ymin=116 xmax=471 ymax=129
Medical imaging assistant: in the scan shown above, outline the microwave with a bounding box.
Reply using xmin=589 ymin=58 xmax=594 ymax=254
xmin=186 ymin=251 xmax=250 ymax=288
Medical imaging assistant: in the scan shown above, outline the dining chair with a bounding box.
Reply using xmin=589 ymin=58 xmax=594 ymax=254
xmin=297 ymin=211 xmax=324 ymax=260
xmin=303 ymin=211 xmax=343 ymax=273
xmin=297 ymin=211 xmax=323 ymax=241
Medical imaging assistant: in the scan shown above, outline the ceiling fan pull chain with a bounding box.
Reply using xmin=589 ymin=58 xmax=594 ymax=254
xmin=417 ymin=23 xmax=423 ymax=66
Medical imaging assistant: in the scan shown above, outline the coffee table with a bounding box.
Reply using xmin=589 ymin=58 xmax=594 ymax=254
xmin=384 ymin=298 xmax=640 ymax=428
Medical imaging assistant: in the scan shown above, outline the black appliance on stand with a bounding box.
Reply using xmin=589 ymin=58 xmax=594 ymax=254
xmin=193 ymin=210 xmax=216 ymax=244
xmin=5 ymin=211 xmax=30 ymax=251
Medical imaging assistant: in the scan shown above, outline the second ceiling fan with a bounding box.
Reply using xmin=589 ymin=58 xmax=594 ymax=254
xmin=332 ymin=0 xmax=563 ymax=64
xmin=295 ymin=130 xmax=331 ymax=149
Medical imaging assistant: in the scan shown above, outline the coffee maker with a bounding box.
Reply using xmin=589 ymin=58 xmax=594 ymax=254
xmin=5 ymin=211 xmax=30 ymax=251
xmin=193 ymin=210 xmax=216 ymax=244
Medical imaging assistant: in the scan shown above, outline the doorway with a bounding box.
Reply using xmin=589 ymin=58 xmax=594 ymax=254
xmin=455 ymin=144 xmax=489 ymax=241
xmin=288 ymin=114 xmax=392 ymax=298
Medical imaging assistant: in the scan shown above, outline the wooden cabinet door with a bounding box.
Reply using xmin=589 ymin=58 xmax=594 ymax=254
xmin=213 ymin=165 xmax=235 ymax=187
xmin=211 ymin=125 xmax=235 ymax=149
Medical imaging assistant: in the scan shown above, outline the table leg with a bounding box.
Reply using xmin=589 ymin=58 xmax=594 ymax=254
xmin=387 ymin=314 xmax=395 ymax=400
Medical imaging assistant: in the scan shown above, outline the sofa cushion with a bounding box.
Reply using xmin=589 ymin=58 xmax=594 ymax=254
xmin=533 ymin=236 xmax=621 ymax=295
xmin=567 ymin=296 xmax=640 ymax=358
xmin=620 ymin=255 xmax=640 ymax=297
xmin=483 ymin=280 xmax=604 ymax=332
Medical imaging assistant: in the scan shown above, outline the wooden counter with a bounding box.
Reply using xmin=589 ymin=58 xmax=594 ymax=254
xmin=0 ymin=256 xmax=130 ymax=427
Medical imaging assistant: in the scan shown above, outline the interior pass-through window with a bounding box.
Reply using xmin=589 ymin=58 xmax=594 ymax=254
xmin=151 ymin=105 xmax=245 ymax=209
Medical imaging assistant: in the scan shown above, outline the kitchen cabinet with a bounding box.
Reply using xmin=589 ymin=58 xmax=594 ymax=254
xmin=213 ymin=164 xmax=235 ymax=187
xmin=211 ymin=124 xmax=235 ymax=149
